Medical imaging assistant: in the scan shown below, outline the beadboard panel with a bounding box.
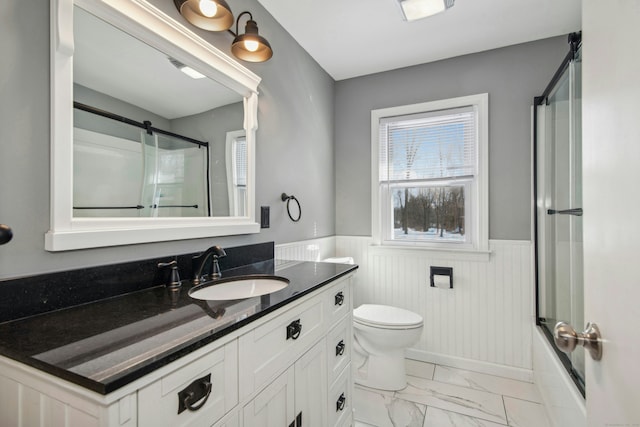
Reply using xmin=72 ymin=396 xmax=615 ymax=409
xmin=0 ymin=374 xmax=101 ymax=427
xmin=275 ymin=236 xmax=336 ymax=265
xmin=335 ymin=236 xmax=534 ymax=371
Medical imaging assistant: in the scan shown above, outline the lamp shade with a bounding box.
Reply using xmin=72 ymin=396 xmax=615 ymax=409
xmin=174 ymin=0 xmax=234 ymax=31
xmin=231 ymin=19 xmax=273 ymax=62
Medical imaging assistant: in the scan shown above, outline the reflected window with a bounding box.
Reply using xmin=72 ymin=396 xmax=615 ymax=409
xmin=226 ymin=130 xmax=247 ymax=216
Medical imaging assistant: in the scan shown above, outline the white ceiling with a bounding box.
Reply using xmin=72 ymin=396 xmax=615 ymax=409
xmin=256 ymin=0 xmax=582 ymax=81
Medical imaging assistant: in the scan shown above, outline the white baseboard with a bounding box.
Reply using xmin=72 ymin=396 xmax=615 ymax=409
xmin=406 ymin=348 xmax=534 ymax=383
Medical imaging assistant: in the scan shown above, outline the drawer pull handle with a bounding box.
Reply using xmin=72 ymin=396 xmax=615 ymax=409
xmin=286 ymin=319 xmax=302 ymax=340
xmin=334 ymin=291 xmax=344 ymax=306
xmin=336 ymin=393 xmax=346 ymax=412
xmin=177 ymin=374 xmax=212 ymax=414
xmin=335 ymin=340 xmax=346 ymax=356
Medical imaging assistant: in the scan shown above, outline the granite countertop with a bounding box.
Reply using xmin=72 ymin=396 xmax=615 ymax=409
xmin=0 ymin=260 xmax=357 ymax=394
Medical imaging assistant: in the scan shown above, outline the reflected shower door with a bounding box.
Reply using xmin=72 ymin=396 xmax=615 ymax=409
xmin=140 ymin=133 xmax=209 ymax=217
xmin=536 ymin=48 xmax=584 ymax=389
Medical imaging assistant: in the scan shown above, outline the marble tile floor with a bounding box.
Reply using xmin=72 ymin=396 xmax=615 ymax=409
xmin=353 ymin=359 xmax=551 ymax=427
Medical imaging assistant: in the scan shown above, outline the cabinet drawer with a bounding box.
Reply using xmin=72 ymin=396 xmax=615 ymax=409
xmin=138 ymin=340 xmax=238 ymax=427
xmin=328 ymin=364 xmax=352 ymax=427
xmin=325 ymin=277 xmax=351 ymax=328
xmin=239 ymin=295 xmax=325 ymax=399
xmin=327 ymin=315 xmax=351 ymax=386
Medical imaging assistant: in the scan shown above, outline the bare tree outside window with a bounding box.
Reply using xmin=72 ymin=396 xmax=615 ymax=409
xmin=389 ymin=120 xmax=467 ymax=242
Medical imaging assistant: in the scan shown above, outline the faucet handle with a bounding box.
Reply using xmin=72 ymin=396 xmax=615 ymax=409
xmin=158 ymin=260 xmax=182 ymax=289
xmin=192 ymin=246 xmax=227 ymax=284
xmin=212 ymin=246 xmax=227 ymax=259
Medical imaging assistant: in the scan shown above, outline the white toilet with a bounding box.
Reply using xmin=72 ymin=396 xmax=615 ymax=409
xmin=352 ymin=304 xmax=423 ymax=391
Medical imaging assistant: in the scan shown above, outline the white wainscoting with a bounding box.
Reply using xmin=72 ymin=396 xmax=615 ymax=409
xmin=336 ymin=236 xmax=534 ymax=381
xmin=275 ymin=236 xmax=536 ymax=380
xmin=274 ymin=236 xmax=336 ymax=265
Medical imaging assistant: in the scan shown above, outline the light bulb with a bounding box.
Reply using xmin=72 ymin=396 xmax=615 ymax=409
xmin=198 ymin=0 xmax=218 ymax=18
xmin=244 ymin=40 xmax=260 ymax=52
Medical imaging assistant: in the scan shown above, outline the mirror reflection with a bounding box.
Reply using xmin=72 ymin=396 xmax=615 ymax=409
xmin=73 ymin=6 xmax=246 ymax=218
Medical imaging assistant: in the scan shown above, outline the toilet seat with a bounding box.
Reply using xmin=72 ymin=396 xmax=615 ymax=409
xmin=353 ymin=304 xmax=423 ymax=329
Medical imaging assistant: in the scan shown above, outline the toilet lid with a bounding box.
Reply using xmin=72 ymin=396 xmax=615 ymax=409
xmin=353 ymin=304 xmax=423 ymax=328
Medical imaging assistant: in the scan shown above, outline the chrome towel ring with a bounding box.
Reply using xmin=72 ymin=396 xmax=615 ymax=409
xmin=281 ymin=193 xmax=301 ymax=222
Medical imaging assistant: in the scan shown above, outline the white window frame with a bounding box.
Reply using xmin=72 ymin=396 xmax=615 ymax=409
xmin=371 ymin=93 xmax=489 ymax=252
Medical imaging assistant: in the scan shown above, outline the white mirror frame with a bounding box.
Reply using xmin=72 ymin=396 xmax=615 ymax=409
xmin=47 ymin=0 xmax=261 ymax=251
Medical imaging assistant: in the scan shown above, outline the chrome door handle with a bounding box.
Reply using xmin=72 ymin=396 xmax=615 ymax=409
xmin=553 ymin=321 xmax=603 ymax=361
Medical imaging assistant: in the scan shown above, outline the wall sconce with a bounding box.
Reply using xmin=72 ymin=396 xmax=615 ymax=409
xmin=230 ymin=12 xmax=273 ymax=63
xmin=173 ymin=0 xmax=234 ymax=31
xmin=174 ymin=1 xmax=273 ymax=63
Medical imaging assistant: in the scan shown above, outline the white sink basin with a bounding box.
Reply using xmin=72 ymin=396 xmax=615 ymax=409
xmin=188 ymin=276 xmax=290 ymax=301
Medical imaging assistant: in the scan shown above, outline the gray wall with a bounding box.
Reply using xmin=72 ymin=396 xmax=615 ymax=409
xmin=334 ymin=36 xmax=569 ymax=240
xmin=74 ymin=84 xmax=171 ymax=141
xmin=171 ymin=101 xmax=246 ymax=216
xmin=0 ymin=0 xmax=335 ymax=279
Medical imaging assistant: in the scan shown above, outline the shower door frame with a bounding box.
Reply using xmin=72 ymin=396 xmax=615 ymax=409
xmin=533 ymin=32 xmax=584 ymax=397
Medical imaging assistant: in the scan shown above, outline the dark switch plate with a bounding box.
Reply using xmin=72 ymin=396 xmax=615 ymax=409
xmin=261 ymin=206 xmax=270 ymax=228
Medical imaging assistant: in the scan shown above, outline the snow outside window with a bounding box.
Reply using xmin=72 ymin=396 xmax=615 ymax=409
xmin=371 ymin=94 xmax=488 ymax=251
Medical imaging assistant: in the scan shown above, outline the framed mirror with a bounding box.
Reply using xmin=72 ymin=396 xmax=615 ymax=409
xmin=47 ymin=0 xmax=261 ymax=251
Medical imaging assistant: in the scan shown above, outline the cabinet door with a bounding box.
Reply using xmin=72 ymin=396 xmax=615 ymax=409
xmin=243 ymin=366 xmax=295 ymax=427
xmin=212 ymin=408 xmax=239 ymax=427
xmin=294 ymin=339 xmax=328 ymax=427
xmin=243 ymin=340 xmax=328 ymax=427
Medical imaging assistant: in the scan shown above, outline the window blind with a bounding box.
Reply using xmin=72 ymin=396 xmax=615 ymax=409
xmin=379 ymin=106 xmax=476 ymax=182
xmin=234 ymin=136 xmax=247 ymax=186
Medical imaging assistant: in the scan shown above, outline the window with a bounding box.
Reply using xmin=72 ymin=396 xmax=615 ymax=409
xmin=371 ymin=94 xmax=488 ymax=251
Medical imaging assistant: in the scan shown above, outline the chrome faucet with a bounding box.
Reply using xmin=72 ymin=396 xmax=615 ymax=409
xmin=192 ymin=245 xmax=227 ymax=285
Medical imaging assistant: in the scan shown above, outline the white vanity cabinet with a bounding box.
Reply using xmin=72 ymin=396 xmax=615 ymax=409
xmin=241 ymin=275 xmax=353 ymax=427
xmin=0 ymin=273 xmax=354 ymax=427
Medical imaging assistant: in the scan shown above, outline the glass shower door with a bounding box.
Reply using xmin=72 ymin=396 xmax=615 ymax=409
xmin=536 ymin=47 xmax=584 ymax=390
xmin=139 ymin=132 xmax=209 ymax=218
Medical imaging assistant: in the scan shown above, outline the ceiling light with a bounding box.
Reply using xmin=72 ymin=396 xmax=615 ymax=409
xmin=174 ymin=0 xmax=234 ymax=31
xmin=230 ymin=12 xmax=273 ymax=63
xmin=397 ymin=0 xmax=454 ymax=21
xmin=169 ymin=58 xmax=207 ymax=79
